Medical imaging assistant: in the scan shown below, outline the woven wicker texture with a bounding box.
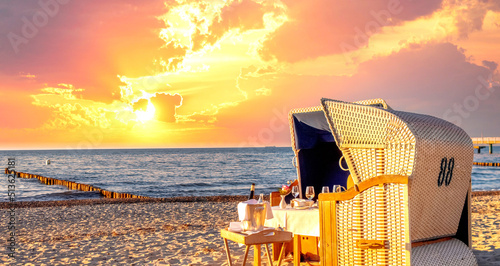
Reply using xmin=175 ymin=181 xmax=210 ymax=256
xmin=289 ymin=100 xmax=391 ymax=158
xmin=354 ymin=98 xmax=393 ymax=110
xmin=411 ymin=238 xmax=478 ymax=266
xmin=320 ymin=98 xmax=473 ymax=242
xmin=333 ymin=183 xmax=409 ymax=266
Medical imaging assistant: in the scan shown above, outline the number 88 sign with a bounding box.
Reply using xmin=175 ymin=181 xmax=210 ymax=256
xmin=438 ymin=157 xmax=455 ymax=187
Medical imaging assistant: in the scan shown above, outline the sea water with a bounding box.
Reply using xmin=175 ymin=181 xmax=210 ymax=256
xmin=0 ymin=147 xmax=498 ymax=202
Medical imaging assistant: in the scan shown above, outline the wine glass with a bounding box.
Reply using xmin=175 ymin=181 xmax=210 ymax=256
xmin=292 ymin=186 xmax=299 ymax=199
xmin=321 ymin=186 xmax=329 ymax=194
xmin=333 ymin=185 xmax=345 ymax=193
xmin=305 ymin=186 xmax=315 ymax=201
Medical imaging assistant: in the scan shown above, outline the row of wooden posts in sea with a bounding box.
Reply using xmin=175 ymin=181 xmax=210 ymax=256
xmin=4 ymin=168 xmax=148 ymax=199
xmin=4 ymin=160 xmax=498 ymax=200
xmin=473 ymin=162 xmax=500 ymax=167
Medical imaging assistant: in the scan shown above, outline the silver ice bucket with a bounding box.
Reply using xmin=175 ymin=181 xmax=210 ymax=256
xmin=242 ymin=203 xmax=267 ymax=231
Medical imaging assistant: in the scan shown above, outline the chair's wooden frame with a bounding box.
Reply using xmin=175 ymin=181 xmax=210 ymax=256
xmin=318 ymin=175 xmax=410 ymax=266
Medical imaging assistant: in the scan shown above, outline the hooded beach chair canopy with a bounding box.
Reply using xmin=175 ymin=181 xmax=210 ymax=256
xmin=289 ymin=98 xmax=476 ymax=265
xmin=291 ymin=110 xmax=333 ymax=150
xmin=289 ymin=106 xmax=348 ymax=199
xmin=289 ymin=99 xmax=393 ymax=199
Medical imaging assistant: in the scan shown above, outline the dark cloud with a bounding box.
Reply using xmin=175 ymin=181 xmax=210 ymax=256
xmin=151 ymin=93 xmax=182 ymax=122
xmin=132 ymin=99 xmax=149 ymax=112
xmin=482 ymin=60 xmax=498 ymax=71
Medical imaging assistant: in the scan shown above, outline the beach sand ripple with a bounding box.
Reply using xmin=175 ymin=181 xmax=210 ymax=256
xmin=0 ymin=194 xmax=498 ymax=265
xmin=472 ymin=194 xmax=500 ymax=266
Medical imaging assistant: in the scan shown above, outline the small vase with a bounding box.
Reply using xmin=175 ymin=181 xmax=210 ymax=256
xmin=279 ymin=195 xmax=287 ymax=209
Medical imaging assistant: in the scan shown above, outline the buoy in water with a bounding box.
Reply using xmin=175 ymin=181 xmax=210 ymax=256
xmin=46 ymin=159 xmax=51 ymax=165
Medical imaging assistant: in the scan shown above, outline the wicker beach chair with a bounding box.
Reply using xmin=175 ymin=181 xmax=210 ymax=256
xmin=317 ymin=99 xmax=477 ymax=265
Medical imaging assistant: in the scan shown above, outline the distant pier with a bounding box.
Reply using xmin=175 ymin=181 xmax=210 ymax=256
xmin=472 ymin=137 xmax=500 ymax=154
xmin=4 ymin=168 xmax=149 ymax=199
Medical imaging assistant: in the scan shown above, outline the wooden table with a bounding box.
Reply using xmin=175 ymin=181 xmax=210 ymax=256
xmin=221 ymin=228 xmax=293 ymax=266
xmin=265 ymin=206 xmax=320 ymax=265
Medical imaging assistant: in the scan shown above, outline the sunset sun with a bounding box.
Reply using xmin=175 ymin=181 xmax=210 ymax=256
xmin=135 ymin=101 xmax=156 ymax=122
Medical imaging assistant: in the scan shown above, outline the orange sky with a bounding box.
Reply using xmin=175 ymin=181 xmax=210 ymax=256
xmin=0 ymin=0 xmax=499 ymax=149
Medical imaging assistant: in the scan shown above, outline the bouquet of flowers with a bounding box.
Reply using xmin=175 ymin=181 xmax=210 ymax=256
xmin=278 ymin=180 xmax=295 ymax=196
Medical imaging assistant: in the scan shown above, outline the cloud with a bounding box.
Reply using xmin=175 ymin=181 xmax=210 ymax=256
xmin=160 ymin=41 xmax=188 ymax=72
xmin=448 ymin=0 xmax=500 ymax=38
xmin=177 ymin=112 xmax=217 ymax=124
xmin=30 ymin=85 xmax=115 ymax=130
xmin=161 ymin=0 xmax=282 ymax=60
xmin=132 ymin=99 xmax=149 ymax=112
xmin=151 ymin=93 xmax=183 ymax=122
xmin=40 ymin=84 xmax=84 ymax=100
xmin=38 ymin=103 xmax=113 ymax=130
xmin=191 ymin=0 xmax=270 ymax=51
xmin=342 ymin=43 xmax=493 ymax=107
xmin=237 ymin=64 xmax=279 ymax=98
xmin=482 ymin=60 xmax=498 ymax=71
xmin=258 ymin=0 xmax=444 ymax=62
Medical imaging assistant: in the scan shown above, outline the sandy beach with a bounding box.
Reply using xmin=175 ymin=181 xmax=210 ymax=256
xmin=0 ymin=193 xmax=498 ymax=265
xmin=471 ymin=193 xmax=500 ymax=265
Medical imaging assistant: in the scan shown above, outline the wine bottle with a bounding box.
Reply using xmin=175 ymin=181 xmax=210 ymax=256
xmin=249 ymin=183 xmax=255 ymax=200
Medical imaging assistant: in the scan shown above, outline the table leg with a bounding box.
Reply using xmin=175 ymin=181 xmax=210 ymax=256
xmin=223 ymin=238 xmax=233 ymax=266
xmin=264 ymin=244 xmax=273 ymax=266
xmin=277 ymin=242 xmax=286 ymax=266
xmin=294 ymin=235 xmax=301 ymax=266
xmin=242 ymin=245 xmax=250 ymax=266
xmin=272 ymin=242 xmax=281 ymax=261
xmin=254 ymin=244 xmax=262 ymax=266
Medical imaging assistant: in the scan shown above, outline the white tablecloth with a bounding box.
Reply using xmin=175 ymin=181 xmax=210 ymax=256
xmin=264 ymin=206 xmax=320 ymax=237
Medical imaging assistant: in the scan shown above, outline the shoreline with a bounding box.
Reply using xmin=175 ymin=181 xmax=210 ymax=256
xmin=0 ymin=195 xmax=249 ymax=209
xmin=1 ymin=190 xmax=500 ymax=209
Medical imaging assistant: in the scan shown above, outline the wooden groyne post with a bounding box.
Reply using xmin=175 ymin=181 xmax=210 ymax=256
xmin=4 ymin=169 xmax=149 ymax=199
xmin=474 ymin=146 xmax=486 ymax=153
xmin=473 ymin=162 xmax=500 ymax=167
